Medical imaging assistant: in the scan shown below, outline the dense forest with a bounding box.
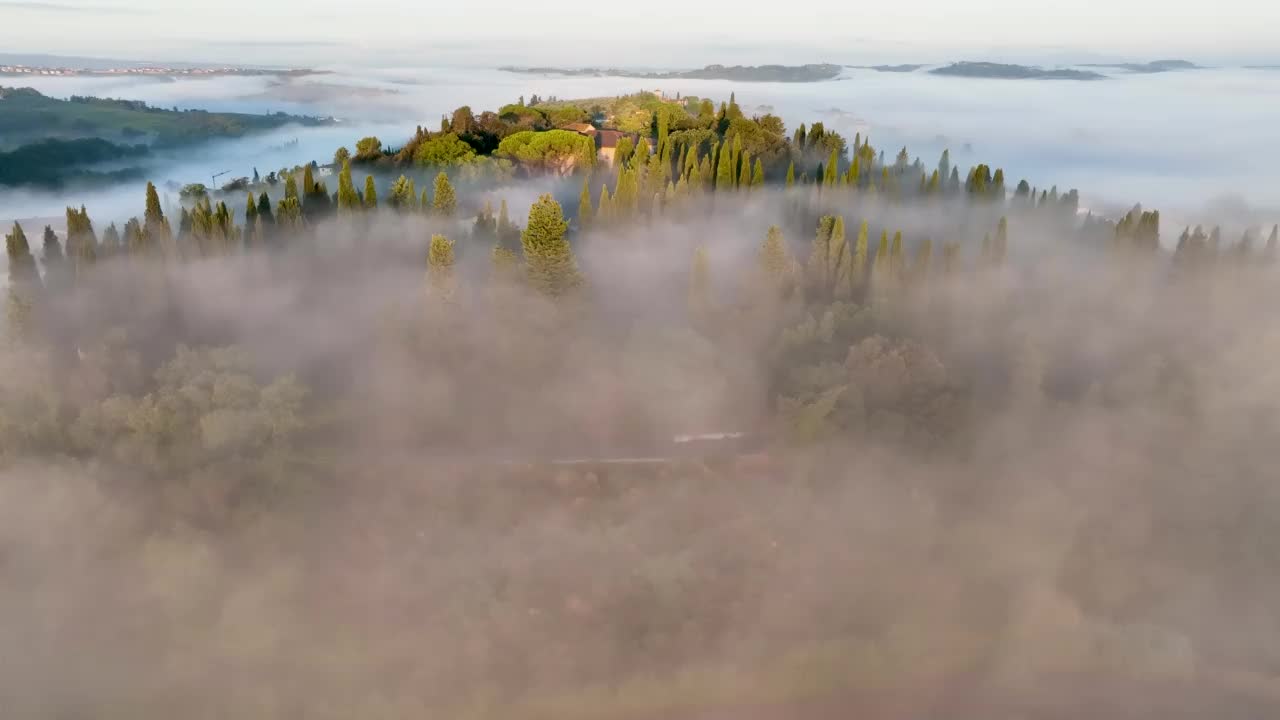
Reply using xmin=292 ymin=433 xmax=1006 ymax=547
xmin=4 ymin=91 xmax=1280 ymax=718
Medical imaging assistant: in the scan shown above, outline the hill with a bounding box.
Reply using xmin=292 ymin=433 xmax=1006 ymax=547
xmin=0 ymin=86 xmax=330 ymax=150
xmin=930 ymin=62 xmax=1105 ymax=80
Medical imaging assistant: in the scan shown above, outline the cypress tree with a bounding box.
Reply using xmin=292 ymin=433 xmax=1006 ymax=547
xmin=994 ymin=217 xmax=1009 ymax=267
xmin=807 ymin=216 xmax=835 ymax=294
xmin=823 ymin=147 xmax=839 ymax=186
xmin=41 ymin=226 xmax=68 ymax=293
xmin=64 ymin=206 xmax=97 ymax=279
xmin=689 ymin=245 xmax=711 ymax=319
xmin=889 ymin=230 xmax=904 ymax=281
xmin=5 ymin=222 xmax=42 ymax=338
xmin=257 ymin=192 xmax=274 ymax=225
xmin=759 ymin=226 xmax=793 ymax=297
xmin=285 ymin=173 xmax=300 ymax=202
xmin=578 ymin=179 xmax=593 ymax=230
xmin=337 ymin=160 xmax=360 ymax=212
xmin=432 ymin=172 xmax=457 ymax=218
xmin=852 ymin=221 xmax=869 ymax=293
xmin=738 ymin=150 xmax=752 ymax=189
xmin=364 ymin=176 xmax=378 ymax=210
xmin=751 ymin=158 xmax=765 ymax=188
xmin=597 ymin=184 xmax=613 ymax=225
xmin=715 ymin=140 xmax=735 ymax=191
xmin=785 ymin=161 xmax=796 ymax=188
xmin=389 ymin=175 xmax=415 ymax=212
xmin=100 ymin=222 xmax=121 ymax=257
xmin=873 ymin=230 xmax=890 ymax=284
xmin=123 ymin=218 xmax=144 ymax=256
xmin=830 ymin=216 xmax=854 ymax=301
xmin=521 ymin=194 xmax=582 ymax=296
xmin=496 ymin=198 xmax=521 ymax=253
xmin=914 ymin=238 xmax=933 ymax=284
xmin=938 ymin=149 xmax=951 ymax=183
xmin=427 ymin=233 xmax=457 ymax=301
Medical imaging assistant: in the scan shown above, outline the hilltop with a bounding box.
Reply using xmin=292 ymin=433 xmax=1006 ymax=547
xmin=930 ymin=62 xmax=1106 ymax=80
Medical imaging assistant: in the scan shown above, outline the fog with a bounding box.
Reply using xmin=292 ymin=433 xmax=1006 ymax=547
xmin=3 ymin=183 xmax=1280 ymax=717
xmin=6 ymin=65 xmax=1280 ymax=232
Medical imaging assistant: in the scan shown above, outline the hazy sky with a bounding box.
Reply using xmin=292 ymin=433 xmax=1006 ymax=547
xmin=2 ymin=0 xmax=1278 ymax=67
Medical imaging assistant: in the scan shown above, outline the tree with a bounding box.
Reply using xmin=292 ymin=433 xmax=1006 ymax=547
xmin=284 ymin=173 xmax=299 ymax=202
xmin=852 ymin=221 xmax=869 ymax=294
xmin=913 ymin=238 xmax=933 ymax=285
xmin=759 ymin=225 xmax=793 ymax=295
xmin=427 ymin=234 xmax=457 ymax=302
xmin=785 ymin=161 xmax=796 ymax=188
xmin=414 ymin=133 xmax=477 ymax=167
xmin=496 ymin=199 xmax=521 ymax=253
xmin=751 ymin=157 xmax=765 ymax=188
xmin=354 ymin=136 xmax=383 ymax=161
xmin=994 ymin=217 xmax=1009 ymax=267
xmin=143 ymin=182 xmax=172 ymax=258
xmin=5 ymin=222 xmax=42 ymax=338
xmin=389 ymin=175 xmax=416 ymax=212
xmin=596 ymin=184 xmax=613 ymax=225
xmin=738 ymin=150 xmax=752 ymax=189
xmin=363 ymin=176 xmax=378 ymax=210
xmin=336 ymin=160 xmax=361 ymax=213
xmin=577 ymin=179 xmax=593 ymax=230
xmin=521 ymin=194 xmax=581 ymax=297
xmin=689 ymin=245 xmax=711 ymax=319
xmin=432 ymin=172 xmax=457 ymax=218
xmin=715 ymin=140 xmax=735 ymax=191
xmin=889 ymin=231 xmax=904 ymax=281
xmin=873 ymin=230 xmax=890 ymax=288
xmin=823 ymin=146 xmax=839 ymax=186
xmin=257 ymin=192 xmax=274 ymax=225
xmin=334 ymin=146 xmax=351 ymax=166
xmin=64 ymin=205 xmax=97 ymax=279
xmin=100 ymin=222 xmax=121 ymax=257
xmin=496 ymin=130 xmax=596 ymax=175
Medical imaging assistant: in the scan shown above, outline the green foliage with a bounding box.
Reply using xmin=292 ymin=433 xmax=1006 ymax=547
xmin=336 ymin=160 xmax=361 ymax=213
xmin=414 ymin=132 xmax=478 ymax=167
xmin=363 ymin=175 xmax=378 ymax=209
xmin=427 ymin=234 xmax=457 ymax=300
xmin=334 ymin=146 xmax=350 ymax=166
xmin=495 ymin=130 xmax=596 ymax=175
xmin=785 ymin=161 xmax=795 ymax=188
xmin=354 ymin=136 xmax=383 ymax=161
xmin=759 ymin=225 xmax=794 ymax=296
xmin=521 ymin=193 xmax=581 ymax=297
xmin=577 ymin=179 xmax=593 ymax=230
xmin=388 ymin=175 xmax=416 ymax=212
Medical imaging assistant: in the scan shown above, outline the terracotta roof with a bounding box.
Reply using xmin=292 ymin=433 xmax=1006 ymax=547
xmin=561 ymin=122 xmax=596 ymax=134
xmin=596 ymin=129 xmax=626 ymax=149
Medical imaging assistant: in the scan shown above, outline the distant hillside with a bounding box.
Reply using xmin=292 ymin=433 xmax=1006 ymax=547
xmin=930 ymin=62 xmax=1105 ymax=80
xmin=1081 ymin=60 xmax=1201 ymax=73
xmin=0 ymin=86 xmax=330 ymax=150
xmin=0 ymin=137 xmax=148 ymax=188
xmin=853 ymin=64 xmax=926 ymax=73
xmin=499 ymin=64 xmax=843 ymax=83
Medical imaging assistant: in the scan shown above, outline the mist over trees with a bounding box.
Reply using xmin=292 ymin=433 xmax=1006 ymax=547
xmin=3 ymin=89 xmax=1280 ymax=719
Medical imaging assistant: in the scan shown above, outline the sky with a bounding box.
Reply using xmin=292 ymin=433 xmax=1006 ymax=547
xmin=2 ymin=0 xmax=1279 ymax=68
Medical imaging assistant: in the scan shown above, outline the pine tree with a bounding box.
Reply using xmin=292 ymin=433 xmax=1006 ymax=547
xmin=751 ymin=158 xmax=765 ymax=188
xmin=785 ymin=161 xmax=796 ymax=188
xmin=364 ymin=176 xmax=378 ymax=210
xmin=521 ymin=194 xmax=582 ymax=296
xmin=427 ymin=233 xmax=457 ymax=301
xmin=432 ymin=172 xmax=457 ymax=218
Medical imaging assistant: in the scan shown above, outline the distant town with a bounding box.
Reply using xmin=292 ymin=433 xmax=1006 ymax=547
xmin=0 ymin=64 xmax=319 ymax=78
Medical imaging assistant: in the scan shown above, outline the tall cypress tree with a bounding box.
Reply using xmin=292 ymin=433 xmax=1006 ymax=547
xmin=597 ymin=184 xmax=613 ymax=225
xmin=100 ymin=222 xmax=121 ymax=258
xmin=64 ymin=205 xmax=97 ymax=280
xmin=577 ymin=179 xmax=593 ymax=230
xmin=889 ymin=231 xmax=904 ymax=282
xmin=41 ymin=226 xmax=68 ymax=294
xmin=852 ymin=221 xmax=869 ymax=294
xmin=337 ymin=160 xmax=360 ymax=212
xmin=521 ymin=194 xmax=581 ymax=296
xmin=823 ymin=146 xmax=839 ymax=186
xmin=738 ymin=150 xmax=752 ymax=189
xmin=785 ymin=161 xmax=796 ymax=188
xmin=427 ymin=233 xmax=457 ymax=301
xmin=751 ymin=158 xmax=765 ymax=188
xmin=715 ymin=140 xmax=735 ymax=191
xmin=432 ymin=171 xmax=458 ymax=218
xmin=388 ymin=175 xmax=415 ymax=212
xmin=142 ymin=182 xmax=172 ymax=258
xmin=689 ymin=245 xmax=711 ymax=319
xmin=257 ymin=192 xmax=274 ymax=225
xmin=759 ymin=225 xmax=793 ymax=297
xmin=5 ymin=222 xmax=42 ymax=338
xmin=807 ymin=216 xmax=836 ymax=295
xmin=364 ymin=175 xmax=378 ymax=210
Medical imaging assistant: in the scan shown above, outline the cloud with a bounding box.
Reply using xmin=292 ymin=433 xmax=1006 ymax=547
xmin=0 ymin=1 xmax=141 ymax=13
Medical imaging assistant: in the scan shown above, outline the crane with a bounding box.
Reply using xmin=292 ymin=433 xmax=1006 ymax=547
xmin=211 ymin=170 xmax=231 ymax=189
